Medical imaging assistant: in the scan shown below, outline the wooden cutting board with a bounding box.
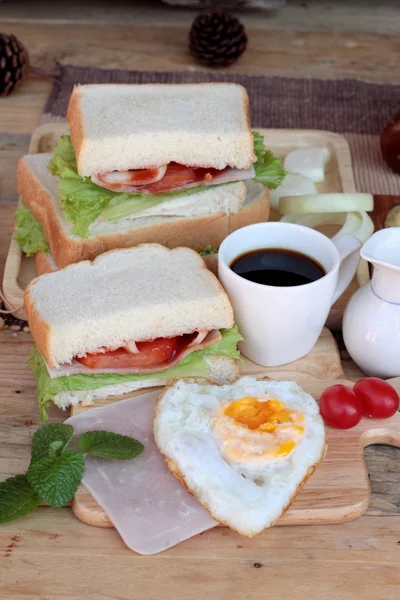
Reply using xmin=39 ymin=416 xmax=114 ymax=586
xmin=70 ymin=329 xmax=400 ymax=530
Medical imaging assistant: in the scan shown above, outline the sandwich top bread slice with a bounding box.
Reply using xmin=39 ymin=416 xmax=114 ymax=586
xmin=67 ymin=83 xmax=254 ymax=175
xmin=25 ymin=244 xmax=242 ymax=420
xmin=16 ymin=153 xmax=268 ymax=269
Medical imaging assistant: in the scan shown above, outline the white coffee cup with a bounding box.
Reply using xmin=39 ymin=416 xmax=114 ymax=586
xmin=218 ymin=222 xmax=361 ymax=367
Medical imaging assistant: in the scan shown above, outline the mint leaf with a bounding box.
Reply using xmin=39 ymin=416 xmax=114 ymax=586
xmin=31 ymin=423 xmax=74 ymax=462
xmin=78 ymin=431 xmax=144 ymax=460
xmin=0 ymin=475 xmax=41 ymax=524
xmin=49 ymin=441 xmax=64 ymax=459
xmin=27 ymin=451 xmax=85 ymax=508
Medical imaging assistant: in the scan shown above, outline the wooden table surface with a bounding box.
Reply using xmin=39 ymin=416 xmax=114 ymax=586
xmin=1 ymin=2 xmax=399 ymax=599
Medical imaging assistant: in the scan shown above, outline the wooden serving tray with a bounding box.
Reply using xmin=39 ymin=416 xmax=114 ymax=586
xmin=3 ymin=123 xmax=370 ymax=321
xmin=70 ymin=328 xmax=400 ymax=532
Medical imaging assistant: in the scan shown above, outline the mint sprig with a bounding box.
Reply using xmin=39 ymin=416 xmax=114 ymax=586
xmin=0 ymin=423 xmax=144 ymax=522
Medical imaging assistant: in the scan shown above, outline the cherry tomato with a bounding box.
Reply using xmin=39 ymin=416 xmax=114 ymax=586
xmin=76 ymin=337 xmax=180 ymax=369
xmin=319 ymin=384 xmax=363 ymax=429
xmin=353 ymin=378 xmax=399 ymax=419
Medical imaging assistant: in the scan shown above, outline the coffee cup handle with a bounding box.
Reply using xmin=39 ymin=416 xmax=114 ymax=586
xmin=331 ymin=234 xmax=362 ymax=304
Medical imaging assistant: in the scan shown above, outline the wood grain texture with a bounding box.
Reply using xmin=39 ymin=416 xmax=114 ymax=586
xmin=70 ymin=372 xmax=400 ymax=531
xmin=2 ymin=22 xmax=399 ymax=85
xmin=0 ymin=510 xmax=399 ymax=600
xmin=2 ymin=0 xmax=400 ymax=36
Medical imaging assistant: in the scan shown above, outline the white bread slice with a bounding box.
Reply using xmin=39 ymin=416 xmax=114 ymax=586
xmin=36 ymin=248 xmax=221 ymax=279
xmin=19 ymin=154 xmax=269 ymax=269
xmin=25 ymin=244 xmax=234 ymax=368
xmin=51 ymin=356 xmax=238 ymax=411
xmin=67 ymin=83 xmax=254 ymax=176
xmin=35 ymin=252 xmax=58 ymax=276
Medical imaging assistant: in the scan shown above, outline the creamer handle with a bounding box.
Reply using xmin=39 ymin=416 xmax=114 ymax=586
xmin=331 ymin=234 xmax=362 ymax=304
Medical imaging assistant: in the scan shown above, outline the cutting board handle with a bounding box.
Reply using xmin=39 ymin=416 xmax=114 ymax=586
xmin=361 ymin=425 xmax=400 ymax=448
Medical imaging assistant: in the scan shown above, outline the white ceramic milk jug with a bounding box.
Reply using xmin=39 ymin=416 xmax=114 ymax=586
xmin=343 ymin=228 xmax=400 ymax=378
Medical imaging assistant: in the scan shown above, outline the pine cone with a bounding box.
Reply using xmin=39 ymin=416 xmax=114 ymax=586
xmin=189 ymin=10 xmax=247 ymax=68
xmin=0 ymin=33 xmax=29 ymax=97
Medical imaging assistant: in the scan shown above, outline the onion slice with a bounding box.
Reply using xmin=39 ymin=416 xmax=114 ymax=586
xmin=92 ymin=165 xmax=168 ymax=192
xmin=280 ymin=212 xmax=348 ymax=227
xmin=279 ymin=193 xmax=374 ymax=215
xmin=283 ymin=147 xmax=330 ymax=183
xmin=280 ymin=211 xmax=374 ymax=243
xmin=269 ymin=173 xmax=317 ymax=211
xmin=347 ymin=211 xmax=374 ymax=243
xmin=126 ymin=340 xmax=140 ymax=354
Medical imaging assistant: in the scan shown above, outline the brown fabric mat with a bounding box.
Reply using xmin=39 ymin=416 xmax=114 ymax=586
xmin=43 ymin=65 xmax=400 ymax=195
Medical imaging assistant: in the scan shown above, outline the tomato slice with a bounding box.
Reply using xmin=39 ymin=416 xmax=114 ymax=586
xmin=76 ymin=337 xmax=180 ymax=369
xmin=144 ymin=163 xmax=227 ymax=194
xmin=144 ymin=163 xmax=199 ymax=194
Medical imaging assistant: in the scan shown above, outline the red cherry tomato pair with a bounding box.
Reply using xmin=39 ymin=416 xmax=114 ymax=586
xmin=319 ymin=378 xmax=399 ymax=430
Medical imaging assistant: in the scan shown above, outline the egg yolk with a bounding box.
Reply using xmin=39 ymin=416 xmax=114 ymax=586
xmin=217 ymin=396 xmax=305 ymax=460
xmin=225 ymin=397 xmax=296 ymax=431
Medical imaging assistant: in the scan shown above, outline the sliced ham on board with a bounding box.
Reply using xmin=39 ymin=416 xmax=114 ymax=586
xmin=65 ymin=391 xmax=217 ymax=555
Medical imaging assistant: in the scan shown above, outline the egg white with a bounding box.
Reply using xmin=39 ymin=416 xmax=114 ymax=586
xmin=154 ymin=377 xmax=326 ymax=536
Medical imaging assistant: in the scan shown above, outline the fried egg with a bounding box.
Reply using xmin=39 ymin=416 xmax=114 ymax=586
xmin=154 ymin=377 xmax=326 ymax=537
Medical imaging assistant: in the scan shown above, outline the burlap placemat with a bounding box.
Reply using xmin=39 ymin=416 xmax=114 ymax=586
xmin=44 ymin=65 xmax=400 ymax=196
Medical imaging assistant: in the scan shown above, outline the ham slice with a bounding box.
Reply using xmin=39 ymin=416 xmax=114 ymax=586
xmin=91 ymin=163 xmax=255 ymax=195
xmin=46 ymin=330 xmax=222 ymax=379
xmin=65 ymin=391 xmax=217 ymax=555
xmin=208 ymin=165 xmax=255 ymax=186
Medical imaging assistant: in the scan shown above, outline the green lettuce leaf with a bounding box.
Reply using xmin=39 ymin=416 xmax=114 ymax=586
xmin=48 ymin=134 xmax=284 ymax=238
xmin=14 ymin=204 xmax=50 ymax=256
xmin=198 ymin=245 xmax=219 ymax=256
xmin=27 ymin=326 xmax=243 ymax=422
xmin=48 ymin=136 xmax=216 ymax=237
xmin=252 ymin=131 xmax=286 ymax=190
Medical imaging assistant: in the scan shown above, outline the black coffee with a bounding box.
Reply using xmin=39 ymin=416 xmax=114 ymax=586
xmin=230 ymin=248 xmax=325 ymax=287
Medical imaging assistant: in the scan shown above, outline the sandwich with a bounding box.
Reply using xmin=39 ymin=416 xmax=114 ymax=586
xmin=16 ymin=157 xmax=268 ymax=276
xmin=14 ymin=83 xmax=284 ymax=269
xmin=25 ymin=244 xmax=242 ymax=421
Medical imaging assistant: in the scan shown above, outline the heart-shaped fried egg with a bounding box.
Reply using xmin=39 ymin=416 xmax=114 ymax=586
xmin=154 ymin=377 xmax=326 ymax=536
